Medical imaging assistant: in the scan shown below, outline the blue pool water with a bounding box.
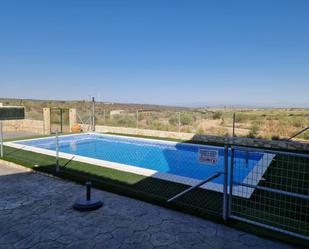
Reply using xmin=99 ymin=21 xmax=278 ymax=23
xmin=16 ymin=133 xmax=264 ymax=184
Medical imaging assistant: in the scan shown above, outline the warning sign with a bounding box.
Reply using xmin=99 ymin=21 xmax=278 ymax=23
xmin=198 ymin=149 xmax=218 ymax=165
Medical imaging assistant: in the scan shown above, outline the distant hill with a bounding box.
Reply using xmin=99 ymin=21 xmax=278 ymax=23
xmin=0 ymin=98 xmax=191 ymax=111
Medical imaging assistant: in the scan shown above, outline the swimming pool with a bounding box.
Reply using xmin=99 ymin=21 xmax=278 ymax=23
xmin=6 ymin=133 xmax=274 ymax=197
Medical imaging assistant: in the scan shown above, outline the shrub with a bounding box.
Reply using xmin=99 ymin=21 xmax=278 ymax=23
xmin=212 ymin=111 xmax=222 ymax=119
xmin=235 ymin=113 xmax=249 ymax=123
xmin=168 ymin=115 xmax=178 ymax=125
xmin=291 ymin=117 xmax=305 ymax=128
xmin=247 ymin=122 xmax=259 ymax=138
xmin=111 ymin=114 xmax=136 ymax=127
xmin=220 ymin=118 xmax=226 ymax=125
xmin=183 ymin=127 xmax=193 ymax=133
xmin=302 ymin=132 xmax=309 ymax=140
xmin=180 ymin=113 xmax=194 ymax=125
xmin=149 ymin=121 xmax=169 ymax=131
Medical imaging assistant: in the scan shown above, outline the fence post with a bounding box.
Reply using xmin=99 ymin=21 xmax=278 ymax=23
xmin=60 ymin=109 xmax=63 ymax=133
xmin=136 ymin=110 xmax=139 ymax=129
xmin=223 ymin=144 xmax=229 ymax=220
xmin=92 ymin=97 xmax=95 ymax=132
xmin=43 ymin=108 xmax=51 ymax=135
xmin=0 ymin=121 xmax=3 ymax=157
xmin=178 ymin=112 xmax=181 ymax=133
xmin=55 ymin=129 xmax=60 ymax=173
xmin=228 ymin=145 xmax=234 ymax=217
xmin=232 ymin=113 xmax=236 ymax=138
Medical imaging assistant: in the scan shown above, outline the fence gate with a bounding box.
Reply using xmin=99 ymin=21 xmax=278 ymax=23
xmin=229 ymin=146 xmax=309 ymax=240
xmin=50 ymin=108 xmax=70 ymax=133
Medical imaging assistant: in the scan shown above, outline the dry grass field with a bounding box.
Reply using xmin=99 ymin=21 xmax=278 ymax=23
xmin=1 ymin=98 xmax=309 ymax=141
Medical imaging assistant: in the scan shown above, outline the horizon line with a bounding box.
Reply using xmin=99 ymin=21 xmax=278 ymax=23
xmin=1 ymin=97 xmax=309 ymax=109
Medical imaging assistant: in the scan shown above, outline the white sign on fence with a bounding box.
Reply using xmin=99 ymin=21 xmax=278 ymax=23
xmin=198 ymin=149 xmax=218 ymax=165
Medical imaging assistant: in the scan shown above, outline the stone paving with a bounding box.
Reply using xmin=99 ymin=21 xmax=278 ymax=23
xmin=0 ymin=164 xmax=299 ymax=249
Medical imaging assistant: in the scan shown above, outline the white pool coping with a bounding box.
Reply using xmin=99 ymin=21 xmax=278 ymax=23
xmin=10 ymin=132 xmax=224 ymax=149
xmin=4 ymin=132 xmax=275 ymax=198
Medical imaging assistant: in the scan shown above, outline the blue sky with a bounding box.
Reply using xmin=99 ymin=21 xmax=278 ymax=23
xmin=1 ymin=0 xmax=309 ymax=107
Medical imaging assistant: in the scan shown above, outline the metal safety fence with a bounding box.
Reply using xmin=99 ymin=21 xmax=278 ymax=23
xmin=1 ymin=130 xmax=308 ymax=241
xmin=52 ymin=133 xmax=309 ymax=240
xmin=2 ymin=98 xmax=309 ymax=140
xmin=229 ymin=146 xmax=309 ymax=240
xmin=75 ymin=101 xmax=309 ymax=140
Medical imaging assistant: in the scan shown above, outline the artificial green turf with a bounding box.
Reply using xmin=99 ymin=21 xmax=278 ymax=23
xmin=1 ymin=134 xmax=308 ymax=247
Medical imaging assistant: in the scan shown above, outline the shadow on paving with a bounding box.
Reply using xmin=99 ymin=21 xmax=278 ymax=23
xmin=0 ymin=167 xmax=300 ymax=249
xmin=34 ymin=163 xmax=223 ymax=220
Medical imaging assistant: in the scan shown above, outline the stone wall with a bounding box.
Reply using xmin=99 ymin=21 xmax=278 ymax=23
xmin=1 ymin=108 xmax=77 ymax=136
xmin=2 ymin=118 xmax=308 ymax=151
xmin=82 ymin=124 xmax=309 ymax=152
xmin=2 ymin=119 xmax=45 ymax=135
xmin=93 ymin=125 xmax=194 ymax=140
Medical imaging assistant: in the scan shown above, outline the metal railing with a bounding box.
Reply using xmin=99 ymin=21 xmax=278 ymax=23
xmin=167 ymin=172 xmax=223 ymax=202
xmin=166 ymin=143 xmax=309 ymax=239
xmin=229 ymin=146 xmax=309 ymax=240
xmin=287 ymin=126 xmax=309 ymax=141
